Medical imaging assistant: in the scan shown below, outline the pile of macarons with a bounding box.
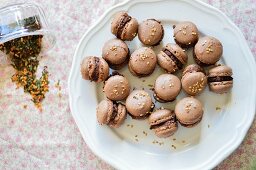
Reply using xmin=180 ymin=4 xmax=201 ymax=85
xmin=80 ymin=12 xmax=234 ymax=138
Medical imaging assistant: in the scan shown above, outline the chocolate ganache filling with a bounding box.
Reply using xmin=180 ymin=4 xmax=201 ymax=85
xmin=163 ymin=48 xmax=183 ymax=69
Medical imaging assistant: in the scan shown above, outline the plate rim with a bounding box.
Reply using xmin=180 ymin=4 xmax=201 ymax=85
xmin=68 ymin=0 xmax=256 ymax=169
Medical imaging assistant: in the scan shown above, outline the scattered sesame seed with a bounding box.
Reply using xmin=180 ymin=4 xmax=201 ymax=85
xmin=216 ymin=106 xmax=221 ymax=110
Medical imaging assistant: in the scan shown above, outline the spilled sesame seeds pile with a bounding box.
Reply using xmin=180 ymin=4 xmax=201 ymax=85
xmin=0 ymin=35 xmax=49 ymax=110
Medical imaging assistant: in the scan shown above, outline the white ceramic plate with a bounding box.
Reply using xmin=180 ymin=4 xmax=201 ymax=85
xmin=68 ymin=0 xmax=256 ymax=169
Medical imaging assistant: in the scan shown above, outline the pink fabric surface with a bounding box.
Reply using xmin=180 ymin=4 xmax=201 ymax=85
xmin=0 ymin=0 xmax=255 ymax=169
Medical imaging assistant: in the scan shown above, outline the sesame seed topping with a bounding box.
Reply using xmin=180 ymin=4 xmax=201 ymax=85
xmin=169 ymin=83 xmax=174 ymax=87
xmin=191 ymin=32 xmax=197 ymax=35
xmin=110 ymin=46 xmax=117 ymax=51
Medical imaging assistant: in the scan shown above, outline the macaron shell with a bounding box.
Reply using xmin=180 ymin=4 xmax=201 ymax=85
xmin=181 ymin=72 xmax=207 ymax=96
xmin=179 ymin=116 xmax=202 ymax=128
xmin=165 ymin=43 xmax=188 ymax=64
xmin=173 ymin=21 xmax=199 ymax=47
xmin=111 ymin=12 xmax=126 ymax=35
xmin=109 ymin=103 xmax=127 ymax=128
xmin=109 ymin=56 xmax=129 ymax=70
xmin=80 ymin=57 xmax=91 ymax=80
xmin=157 ymin=51 xmax=178 ymax=73
xmin=96 ymin=99 xmax=113 ymax=125
xmin=97 ymin=58 xmax=110 ymax=82
xmin=194 ymin=36 xmax=223 ymax=64
xmin=182 ymin=64 xmax=204 ymax=76
xmin=208 ymin=65 xmax=233 ymax=77
xmin=138 ymin=19 xmax=164 ymax=46
xmin=154 ymin=122 xmax=178 ymax=138
xmin=129 ymin=47 xmax=157 ymax=76
xmin=154 ymin=74 xmax=181 ymax=101
xmin=102 ymin=39 xmax=129 ymax=65
xmin=149 ymin=109 xmax=174 ymax=126
xmin=104 ymin=75 xmax=130 ymax=101
xmin=126 ymin=90 xmax=153 ymax=117
xmin=209 ymin=81 xmax=233 ymax=94
xmin=175 ymin=97 xmax=203 ymax=126
xmin=121 ymin=18 xmax=138 ymax=41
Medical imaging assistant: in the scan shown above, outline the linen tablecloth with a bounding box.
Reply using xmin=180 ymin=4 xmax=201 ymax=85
xmin=0 ymin=0 xmax=255 ymax=169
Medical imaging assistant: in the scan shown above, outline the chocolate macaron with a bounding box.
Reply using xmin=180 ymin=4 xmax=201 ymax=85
xmin=96 ymin=99 xmax=127 ymax=128
xmin=181 ymin=64 xmax=207 ymax=96
xmin=80 ymin=56 xmax=109 ymax=83
xmin=208 ymin=65 xmax=233 ymax=94
xmin=102 ymin=38 xmax=129 ymax=70
xmin=126 ymin=90 xmax=154 ymax=119
xmin=194 ymin=36 xmax=223 ymax=66
xmin=175 ymin=97 xmax=204 ymax=128
xmin=103 ymin=73 xmax=130 ymax=101
xmin=154 ymin=74 xmax=181 ymax=102
xmin=173 ymin=21 xmax=199 ymax=48
xmin=157 ymin=43 xmax=188 ymax=73
xmin=111 ymin=12 xmax=138 ymax=41
xmin=149 ymin=109 xmax=178 ymax=138
xmin=138 ymin=19 xmax=164 ymax=46
xmin=129 ymin=47 xmax=157 ymax=77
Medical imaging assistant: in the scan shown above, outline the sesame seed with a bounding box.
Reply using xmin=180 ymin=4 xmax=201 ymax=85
xmin=110 ymin=46 xmax=117 ymax=51
xmin=216 ymin=106 xmax=221 ymax=110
